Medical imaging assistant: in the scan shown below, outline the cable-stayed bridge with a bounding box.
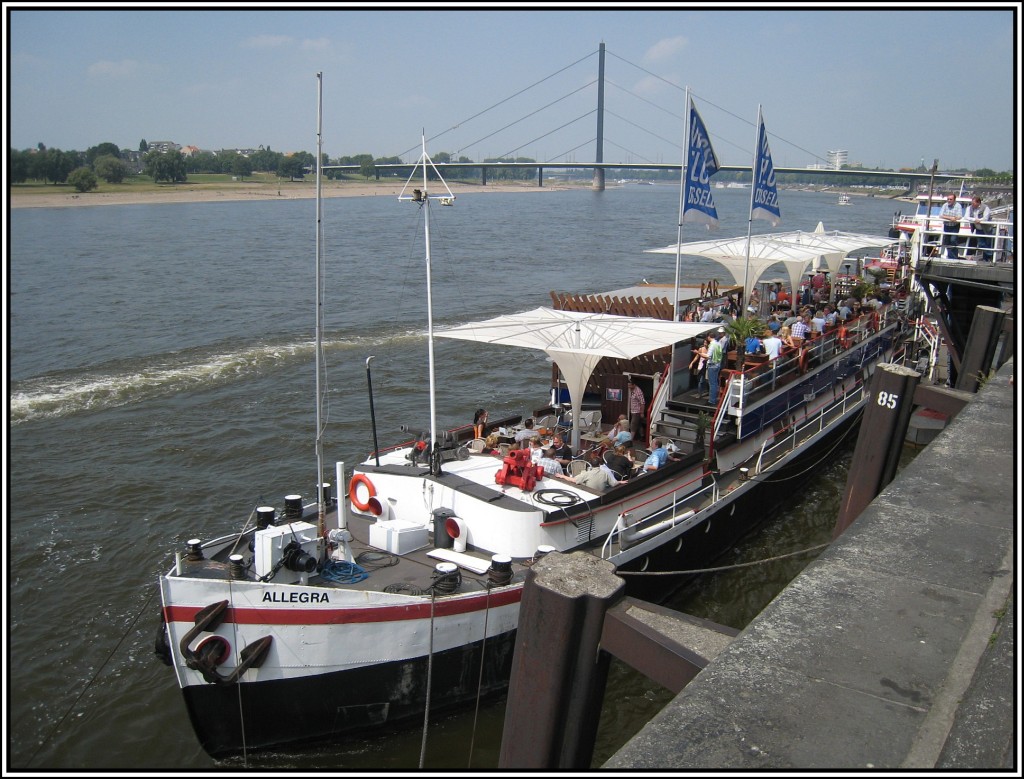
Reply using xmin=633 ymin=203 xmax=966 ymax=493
xmin=324 ymin=43 xmax=969 ymax=190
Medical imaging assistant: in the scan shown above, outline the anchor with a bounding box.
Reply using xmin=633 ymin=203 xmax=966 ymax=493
xmin=179 ymin=600 xmax=273 ymax=685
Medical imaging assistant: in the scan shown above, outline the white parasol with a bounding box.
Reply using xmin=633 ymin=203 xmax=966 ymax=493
xmin=436 ymin=307 xmax=711 ymax=451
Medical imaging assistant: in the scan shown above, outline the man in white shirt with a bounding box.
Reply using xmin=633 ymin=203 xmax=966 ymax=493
xmin=762 ymin=331 xmax=783 ymax=361
xmin=939 ymin=193 xmax=963 ymax=259
xmin=964 ymin=196 xmax=993 ymax=260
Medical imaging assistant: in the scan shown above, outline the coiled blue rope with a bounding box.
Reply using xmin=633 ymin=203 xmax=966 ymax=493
xmin=320 ymin=559 xmax=369 ymax=584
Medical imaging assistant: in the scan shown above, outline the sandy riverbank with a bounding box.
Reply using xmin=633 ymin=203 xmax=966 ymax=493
xmin=8 ymin=179 xmax=590 ymax=209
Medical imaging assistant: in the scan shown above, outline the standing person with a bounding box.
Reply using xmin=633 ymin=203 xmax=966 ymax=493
xmin=627 ymin=379 xmax=646 ymax=443
xmin=690 ymin=336 xmax=710 ymax=398
xmin=939 ymin=193 xmax=963 ymax=259
xmin=706 ymin=335 xmax=724 ymax=406
xmin=472 ymin=408 xmax=488 ymax=439
xmin=964 ymin=195 xmax=993 ymax=260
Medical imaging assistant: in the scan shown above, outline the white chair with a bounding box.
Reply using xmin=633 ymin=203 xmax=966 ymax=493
xmin=566 ymin=459 xmax=591 ymax=477
xmin=535 ymin=414 xmax=558 ymax=434
xmin=579 ymin=410 xmax=602 ymax=435
xmin=467 ymin=438 xmax=486 ymax=453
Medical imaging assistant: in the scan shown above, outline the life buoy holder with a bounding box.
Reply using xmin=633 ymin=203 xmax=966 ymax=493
xmin=349 ymin=474 xmax=376 ymax=512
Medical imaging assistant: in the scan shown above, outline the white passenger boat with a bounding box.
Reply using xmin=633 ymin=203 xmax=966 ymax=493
xmin=155 ymin=76 xmax=924 ymax=758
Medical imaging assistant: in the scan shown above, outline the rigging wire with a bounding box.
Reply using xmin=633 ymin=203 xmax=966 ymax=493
xmin=498 ymin=109 xmax=597 ymax=161
xmin=454 ymin=80 xmax=596 ymax=159
xmin=618 ymin=541 xmax=832 ymax=576
xmin=25 ymin=578 xmax=164 ymax=768
xmin=394 ymin=48 xmax=599 ymax=159
xmin=605 ymin=47 xmax=829 ymax=166
xmin=418 ymin=591 xmax=437 ymax=769
xmin=466 ymin=583 xmax=493 ymax=768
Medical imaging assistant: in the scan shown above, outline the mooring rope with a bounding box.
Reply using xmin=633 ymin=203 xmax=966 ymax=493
xmin=26 ymin=580 xmax=161 ymax=767
xmin=466 ymin=582 xmax=493 ymax=767
xmin=418 ymin=590 xmax=437 ymax=769
xmin=617 ymin=541 xmax=831 ymax=576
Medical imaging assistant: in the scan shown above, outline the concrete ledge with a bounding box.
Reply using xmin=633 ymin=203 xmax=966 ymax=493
xmin=606 ymin=363 xmax=1015 ymax=770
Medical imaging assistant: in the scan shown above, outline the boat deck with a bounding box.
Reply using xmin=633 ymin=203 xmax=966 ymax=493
xmin=183 ymin=506 xmax=535 ymax=596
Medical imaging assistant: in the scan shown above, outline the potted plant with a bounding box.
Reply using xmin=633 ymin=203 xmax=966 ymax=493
xmin=725 ymin=316 xmax=766 ymax=370
xmin=694 ymin=411 xmax=711 ymax=450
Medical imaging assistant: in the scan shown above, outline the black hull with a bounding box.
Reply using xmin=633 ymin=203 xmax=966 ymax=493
xmin=183 ymin=630 xmax=517 ymax=758
xmin=614 ymin=410 xmax=861 ymax=603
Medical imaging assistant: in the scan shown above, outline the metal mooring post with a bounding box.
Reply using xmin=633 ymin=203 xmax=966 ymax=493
xmin=833 ymin=363 xmax=921 ymax=539
xmin=498 ymin=551 xmax=623 ymax=770
xmin=956 ymin=305 xmax=1006 ymax=393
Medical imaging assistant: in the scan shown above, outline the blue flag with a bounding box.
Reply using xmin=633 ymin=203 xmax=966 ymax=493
xmin=683 ymin=99 xmax=720 ymax=229
xmin=751 ymin=115 xmax=781 ymax=226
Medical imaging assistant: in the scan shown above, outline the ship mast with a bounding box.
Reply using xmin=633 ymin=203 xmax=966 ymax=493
xmin=314 ymin=72 xmax=326 ymax=531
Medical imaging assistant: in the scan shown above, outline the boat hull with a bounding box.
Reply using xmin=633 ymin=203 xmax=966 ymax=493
xmin=179 ymin=629 xmax=517 ymax=758
xmin=611 ymin=410 xmax=858 ymax=602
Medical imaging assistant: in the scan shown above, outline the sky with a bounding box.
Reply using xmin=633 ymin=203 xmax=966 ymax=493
xmin=5 ymin=3 xmax=1020 ymax=172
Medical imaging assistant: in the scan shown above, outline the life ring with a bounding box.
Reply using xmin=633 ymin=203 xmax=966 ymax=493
xmin=349 ymin=474 xmax=376 ymax=512
xmin=838 ymin=325 xmax=850 ymax=350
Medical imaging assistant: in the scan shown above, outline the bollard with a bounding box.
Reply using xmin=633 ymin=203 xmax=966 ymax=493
xmin=956 ymin=305 xmax=1006 ymax=393
xmin=833 ymin=363 xmax=920 ymax=539
xmin=498 ymin=551 xmax=624 ymax=770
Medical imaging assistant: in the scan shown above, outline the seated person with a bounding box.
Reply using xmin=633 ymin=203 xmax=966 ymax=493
xmin=514 ymin=418 xmax=541 ymax=444
xmin=643 ymin=438 xmax=669 ymax=472
xmin=472 ymin=408 xmax=488 ymax=440
xmin=536 ymin=447 xmax=564 ymax=477
xmin=604 ymin=414 xmax=632 ymax=446
xmin=558 ymin=463 xmax=625 ymax=492
xmin=527 ymin=438 xmax=543 ymax=463
xmin=549 ymin=434 xmax=573 ymax=466
xmin=603 ymin=445 xmax=634 ymax=480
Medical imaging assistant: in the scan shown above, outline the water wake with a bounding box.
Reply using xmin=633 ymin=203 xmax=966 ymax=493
xmin=9 ymin=334 xmax=402 ymax=424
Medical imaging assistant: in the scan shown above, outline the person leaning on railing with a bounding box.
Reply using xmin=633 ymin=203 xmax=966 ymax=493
xmin=939 ymin=193 xmax=963 ymax=259
xmin=964 ymin=196 xmax=993 ymax=261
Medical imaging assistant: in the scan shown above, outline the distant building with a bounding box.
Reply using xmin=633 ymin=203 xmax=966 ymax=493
xmin=827 ymin=149 xmax=848 ymax=170
xmin=147 ymin=140 xmax=180 ymax=154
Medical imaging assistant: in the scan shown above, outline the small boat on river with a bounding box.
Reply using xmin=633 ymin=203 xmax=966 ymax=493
xmin=155 ymin=77 xmax=926 ymax=758
xmin=837 ymin=193 xmax=851 ymax=206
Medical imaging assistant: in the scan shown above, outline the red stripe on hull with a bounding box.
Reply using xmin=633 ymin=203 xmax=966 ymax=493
xmin=164 ymin=584 xmax=523 ymax=625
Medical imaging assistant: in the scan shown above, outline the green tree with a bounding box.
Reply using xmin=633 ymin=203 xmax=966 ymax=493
xmin=186 ymin=150 xmax=220 ymax=173
xmin=41 ymin=148 xmax=79 ymax=184
xmin=144 ymin=150 xmax=187 ymax=183
xmin=9 ymin=148 xmax=30 ymax=183
xmin=67 ymin=166 xmax=98 ymax=192
xmin=93 ymin=154 xmax=129 ymax=183
xmin=139 ymin=138 xmax=149 ymax=152
xmin=250 ymin=147 xmax=281 ymax=172
xmin=231 ymin=155 xmax=253 ymax=180
xmin=86 ymin=142 xmax=121 ymax=166
xmin=278 ymin=155 xmax=305 ymax=181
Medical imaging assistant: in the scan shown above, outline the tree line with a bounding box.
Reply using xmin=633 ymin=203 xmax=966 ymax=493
xmin=8 ymin=140 xmax=1013 ymax=192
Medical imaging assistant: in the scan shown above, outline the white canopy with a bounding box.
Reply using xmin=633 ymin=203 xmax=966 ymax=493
xmin=646 ymin=226 xmax=895 ymax=307
xmin=645 ymin=234 xmax=826 ymax=309
xmin=769 ymin=224 xmax=896 ymax=301
xmin=436 ymin=307 xmax=711 ymax=450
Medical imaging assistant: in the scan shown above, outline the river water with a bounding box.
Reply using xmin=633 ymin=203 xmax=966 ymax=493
xmin=9 ymin=184 xmax=912 ymax=771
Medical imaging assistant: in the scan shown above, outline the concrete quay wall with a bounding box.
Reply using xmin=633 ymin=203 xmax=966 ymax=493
xmin=607 ymin=363 xmax=1016 ymax=770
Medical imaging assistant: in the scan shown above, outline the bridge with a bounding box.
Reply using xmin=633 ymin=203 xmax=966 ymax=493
xmin=320 ymin=42 xmax=995 ymax=192
xmin=322 ymin=160 xmax=956 ymax=189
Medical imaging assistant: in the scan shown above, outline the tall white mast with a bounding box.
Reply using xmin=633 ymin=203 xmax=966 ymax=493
xmin=742 ymin=104 xmax=762 ymax=312
xmin=314 ymin=72 xmax=326 ymax=529
xmin=421 ymin=135 xmax=438 ymax=455
xmin=672 ymin=86 xmax=691 ymax=322
xmin=398 ymin=136 xmax=456 ymax=471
